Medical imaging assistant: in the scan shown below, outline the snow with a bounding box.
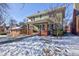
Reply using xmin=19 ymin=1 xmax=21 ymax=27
xmin=0 ymin=36 xmax=79 ymax=56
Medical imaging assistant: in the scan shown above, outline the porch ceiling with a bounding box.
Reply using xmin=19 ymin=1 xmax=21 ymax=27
xmin=26 ymin=18 xmax=53 ymax=25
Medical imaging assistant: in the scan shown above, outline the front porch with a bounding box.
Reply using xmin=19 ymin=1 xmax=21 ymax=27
xmin=26 ymin=18 xmax=64 ymax=36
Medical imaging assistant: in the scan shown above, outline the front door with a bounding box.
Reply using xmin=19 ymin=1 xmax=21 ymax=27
xmin=48 ymin=24 xmax=54 ymax=35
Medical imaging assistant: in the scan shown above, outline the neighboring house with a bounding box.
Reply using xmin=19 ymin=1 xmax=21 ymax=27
xmin=26 ymin=7 xmax=65 ymax=36
xmin=9 ymin=25 xmax=28 ymax=37
xmin=0 ymin=25 xmax=8 ymax=35
xmin=20 ymin=25 xmax=28 ymax=34
xmin=9 ymin=26 xmax=21 ymax=37
xmin=0 ymin=26 xmax=5 ymax=33
xmin=5 ymin=26 xmax=10 ymax=34
xmin=72 ymin=3 xmax=79 ymax=35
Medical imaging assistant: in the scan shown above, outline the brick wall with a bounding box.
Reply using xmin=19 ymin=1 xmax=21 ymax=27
xmin=10 ymin=30 xmax=20 ymax=37
xmin=72 ymin=9 xmax=77 ymax=34
xmin=76 ymin=16 xmax=79 ymax=33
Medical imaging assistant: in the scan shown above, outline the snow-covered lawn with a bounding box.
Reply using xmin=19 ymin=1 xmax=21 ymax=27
xmin=0 ymin=36 xmax=79 ymax=56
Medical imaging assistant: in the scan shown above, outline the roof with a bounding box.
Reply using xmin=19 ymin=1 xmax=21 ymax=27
xmin=27 ymin=6 xmax=65 ymax=18
xmin=11 ymin=27 xmax=21 ymax=30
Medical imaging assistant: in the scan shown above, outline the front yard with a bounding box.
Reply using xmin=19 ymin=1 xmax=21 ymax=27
xmin=0 ymin=36 xmax=79 ymax=56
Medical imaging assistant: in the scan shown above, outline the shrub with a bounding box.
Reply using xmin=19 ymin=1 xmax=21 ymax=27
xmin=53 ymin=29 xmax=64 ymax=36
xmin=0 ymin=32 xmax=7 ymax=35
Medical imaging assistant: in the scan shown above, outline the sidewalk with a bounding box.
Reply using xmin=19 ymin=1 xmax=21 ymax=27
xmin=0 ymin=35 xmax=7 ymax=38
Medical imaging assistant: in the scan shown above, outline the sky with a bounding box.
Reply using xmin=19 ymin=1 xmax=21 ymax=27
xmin=6 ymin=3 xmax=73 ymax=25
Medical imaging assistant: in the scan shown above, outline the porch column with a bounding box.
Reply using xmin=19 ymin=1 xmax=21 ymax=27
xmin=27 ymin=24 xmax=29 ymax=35
xmin=39 ymin=24 xmax=41 ymax=36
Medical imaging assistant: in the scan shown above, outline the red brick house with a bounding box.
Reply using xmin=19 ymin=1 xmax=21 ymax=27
xmin=72 ymin=3 xmax=79 ymax=35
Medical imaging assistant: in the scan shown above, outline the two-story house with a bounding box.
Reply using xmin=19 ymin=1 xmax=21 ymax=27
xmin=26 ymin=7 xmax=65 ymax=36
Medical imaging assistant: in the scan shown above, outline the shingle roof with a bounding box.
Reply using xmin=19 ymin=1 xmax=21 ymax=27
xmin=27 ymin=7 xmax=65 ymax=18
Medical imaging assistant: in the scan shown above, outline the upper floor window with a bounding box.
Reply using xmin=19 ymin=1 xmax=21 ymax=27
xmin=31 ymin=17 xmax=35 ymax=21
xmin=40 ymin=15 xmax=42 ymax=18
xmin=76 ymin=10 xmax=79 ymax=16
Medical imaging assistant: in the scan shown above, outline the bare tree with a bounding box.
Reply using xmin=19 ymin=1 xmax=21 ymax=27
xmin=0 ymin=3 xmax=9 ymax=14
xmin=9 ymin=19 xmax=17 ymax=28
xmin=0 ymin=15 xmax=5 ymax=25
xmin=20 ymin=3 xmax=26 ymax=9
xmin=53 ymin=12 xmax=64 ymax=38
xmin=50 ymin=3 xmax=72 ymax=37
xmin=0 ymin=3 xmax=9 ymax=25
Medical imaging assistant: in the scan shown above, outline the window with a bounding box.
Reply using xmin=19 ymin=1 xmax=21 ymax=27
xmin=49 ymin=13 xmax=53 ymax=17
xmin=76 ymin=10 xmax=79 ymax=16
xmin=32 ymin=17 xmax=35 ymax=21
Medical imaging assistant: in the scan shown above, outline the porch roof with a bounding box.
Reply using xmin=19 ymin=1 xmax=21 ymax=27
xmin=10 ymin=27 xmax=22 ymax=31
xmin=26 ymin=18 xmax=53 ymax=25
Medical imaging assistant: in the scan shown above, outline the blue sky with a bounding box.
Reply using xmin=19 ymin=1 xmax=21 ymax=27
xmin=6 ymin=3 xmax=73 ymax=25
